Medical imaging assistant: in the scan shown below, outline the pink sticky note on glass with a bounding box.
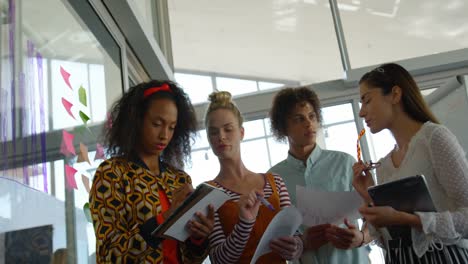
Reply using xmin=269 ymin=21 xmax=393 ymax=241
xmin=77 ymin=143 xmax=91 ymax=165
xmin=60 ymin=66 xmax=72 ymax=90
xmin=60 ymin=130 xmax=76 ymax=157
xmin=82 ymin=174 xmax=91 ymax=193
xmin=62 ymin=97 xmax=76 ymax=120
xmin=94 ymin=143 xmax=105 ymax=161
xmin=65 ymin=164 xmax=78 ymax=190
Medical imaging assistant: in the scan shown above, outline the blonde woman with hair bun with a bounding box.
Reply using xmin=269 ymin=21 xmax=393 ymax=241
xmin=204 ymin=91 xmax=303 ymax=264
xmin=205 ymin=91 xmax=243 ymax=127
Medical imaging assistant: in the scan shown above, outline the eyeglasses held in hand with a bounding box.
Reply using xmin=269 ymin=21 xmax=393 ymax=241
xmin=357 ymin=128 xmax=365 ymax=162
xmin=356 ymin=128 xmax=381 ymax=170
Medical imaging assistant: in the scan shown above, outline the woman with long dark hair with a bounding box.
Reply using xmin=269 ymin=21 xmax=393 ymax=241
xmin=353 ymin=63 xmax=468 ymax=263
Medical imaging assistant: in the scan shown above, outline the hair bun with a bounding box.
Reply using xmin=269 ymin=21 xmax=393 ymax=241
xmin=208 ymin=91 xmax=232 ymax=105
xmin=205 ymin=91 xmax=244 ymax=126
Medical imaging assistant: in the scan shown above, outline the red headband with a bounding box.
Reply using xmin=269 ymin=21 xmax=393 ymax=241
xmin=143 ymin=83 xmax=172 ymax=98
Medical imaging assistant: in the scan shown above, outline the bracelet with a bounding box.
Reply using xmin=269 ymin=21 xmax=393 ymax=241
xmin=358 ymin=230 xmax=365 ymax=247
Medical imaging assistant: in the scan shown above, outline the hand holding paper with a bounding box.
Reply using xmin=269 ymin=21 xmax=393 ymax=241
xmin=186 ymin=204 xmax=215 ymax=240
xmin=325 ymin=219 xmax=363 ymax=249
xmin=269 ymin=236 xmax=302 ymax=261
xmin=250 ymin=207 xmax=302 ymax=264
xmin=303 ymin=223 xmax=331 ymax=250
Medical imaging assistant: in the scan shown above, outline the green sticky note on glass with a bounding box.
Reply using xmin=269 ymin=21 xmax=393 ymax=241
xmin=78 ymin=86 xmax=87 ymax=107
xmin=79 ymin=111 xmax=90 ymax=125
xmin=83 ymin=202 xmax=92 ymax=223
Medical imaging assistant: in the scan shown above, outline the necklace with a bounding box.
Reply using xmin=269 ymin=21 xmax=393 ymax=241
xmin=394 ymin=143 xmax=408 ymax=152
xmin=392 ymin=143 xmax=408 ymax=166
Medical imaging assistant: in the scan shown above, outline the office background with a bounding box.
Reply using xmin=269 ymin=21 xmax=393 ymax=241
xmin=1 ymin=0 xmax=467 ymax=263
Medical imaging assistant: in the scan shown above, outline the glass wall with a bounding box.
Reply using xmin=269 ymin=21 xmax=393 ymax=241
xmin=322 ymin=103 xmax=358 ymax=158
xmin=175 ymin=71 xmax=292 ymax=104
xmin=0 ymin=0 xmax=123 ymax=263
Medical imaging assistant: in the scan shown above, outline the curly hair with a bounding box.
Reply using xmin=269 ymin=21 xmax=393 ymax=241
xmin=104 ymin=80 xmax=197 ymax=169
xmin=204 ymin=91 xmax=243 ymax=127
xmin=269 ymin=86 xmax=322 ymax=142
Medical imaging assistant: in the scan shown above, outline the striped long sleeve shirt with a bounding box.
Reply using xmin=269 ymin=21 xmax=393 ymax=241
xmin=208 ymin=174 xmax=291 ymax=263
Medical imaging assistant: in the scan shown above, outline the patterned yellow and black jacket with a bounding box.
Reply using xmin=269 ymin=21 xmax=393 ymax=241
xmin=89 ymin=157 xmax=208 ymax=263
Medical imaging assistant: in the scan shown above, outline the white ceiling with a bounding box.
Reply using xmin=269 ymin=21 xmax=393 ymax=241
xmin=168 ymin=0 xmax=468 ymax=84
xmin=4 ymin=0 xmax=468 ymax=85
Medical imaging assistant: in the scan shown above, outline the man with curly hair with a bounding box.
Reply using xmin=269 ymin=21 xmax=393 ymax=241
xmin=268 ymin=86 xmax=370 ymax=264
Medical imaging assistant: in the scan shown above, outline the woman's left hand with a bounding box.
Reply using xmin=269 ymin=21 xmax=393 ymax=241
xmin=270 ymin=236 xmax=303 ymax=260
xmin=325 ymin=219 xmax=363 ymax=249
xmin=359 ymin=204 xmax=404 ymax=228
xmin=187 ymin=204 xmax=215 ymax=240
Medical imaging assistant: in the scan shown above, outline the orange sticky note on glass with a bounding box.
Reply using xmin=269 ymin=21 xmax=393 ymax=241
xmin=77 ymin=143 xmax=91 ymax=165
xmin=94 ymin=143 xmax=105 ymax=161
xmin=60 ymin=130 xmax=76 ymax=157
xmin=62 ymin=97 xmax=75 ymax=120
xmin=82 ymin=174 xmax=91 ymax=193
xmin=65 ymin=164 xmax=78 ymax=190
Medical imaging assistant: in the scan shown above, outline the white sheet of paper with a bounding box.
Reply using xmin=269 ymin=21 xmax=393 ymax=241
xmin=250 ymin=206 xmax=302 ymax=264
xmin=164 ymin=188 xmax=230 ymax=241
xmin=296 ymin=185 xmax=363 ymax=226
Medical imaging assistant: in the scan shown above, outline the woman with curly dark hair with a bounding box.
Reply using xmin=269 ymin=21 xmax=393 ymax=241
xmin=269 ymin=87 xmax=370 ymax=264
xmin=89 ymin=80 xmax=214 ymax=263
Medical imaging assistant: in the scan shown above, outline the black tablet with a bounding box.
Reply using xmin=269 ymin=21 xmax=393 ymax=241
xmin=367 ymin=175 xmax=436 ymax=240
xmin=368 ymin=175 xmax=436 ymax=213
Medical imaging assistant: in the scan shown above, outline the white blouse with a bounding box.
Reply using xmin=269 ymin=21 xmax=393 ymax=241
xmin=376 ymin=122 xmax=468 ymax=257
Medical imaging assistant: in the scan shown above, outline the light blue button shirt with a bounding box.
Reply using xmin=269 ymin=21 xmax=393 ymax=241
xmin=269 ymin=145 xmax=369 ymax=264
